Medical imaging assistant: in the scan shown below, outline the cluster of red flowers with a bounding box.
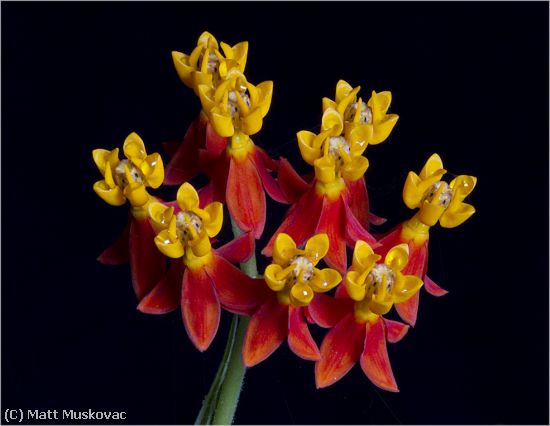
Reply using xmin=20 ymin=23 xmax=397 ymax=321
xmin=93 ymin=31 xmax=476 ymax=392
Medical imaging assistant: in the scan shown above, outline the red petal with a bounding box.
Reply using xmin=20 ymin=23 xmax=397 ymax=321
xmin=383 ymin=318 xmax=410 ymax=343
xmin=137 ymin=260 xmax=184 ymax=314
xmin=199 ymin=153 xmax=230 ymax=203
xmin=97 ymin=221 xmax=130 ymax=265
xmin=278 ymin=157 xmax=311 ymax=204
xmin=335 ymin=284 xmax=350 ymax=299
xmin=316 ymin=196 xmax=347 ymax=273
xmin=129 ymin=217 xmax=166 ymax=301
xmin=252 ymin=149 xmax=289 ymax=204
xmin=344 ymin=178 xmax=370 ymax=227
xmin=368 ymin=212 xmax=387 ymax=226
xmin=343 ymin=197 xmax=378 ymax=247
xmin=226 ymin=155 xmax=266 ymax=239
xmin=205 ymin=122 xmax=228 ymax=157
xmin=395 ymin=293 xmax=420 ymax=327
xmin=307 ymin=293 xmax=353 ymax=328
xmin=424 ymin=275 xmax=449 ymax=296
xmin=262 ymin=185 xmax=322 ymax=257
xmin=182 ymin=268 xmax=220 ymax=352
xmin=255 ymin=146 xmax=279 ymax=171
xmin=243 ymin=297 xmax=288 ymax=367
xmin=214 ymin=232 xmax=254 ymax=264
xmin=315 ymin=313 xmax=365 ymax=388
xmin=288 ymin=306 xmax=321 ymax=361
xmin=205 ymin=255 xmax=269 ymax=315
xmin=164 ymin=116 xmax=205 ymax=185
xmin=361 ymin=318 xmax=399 ymax=392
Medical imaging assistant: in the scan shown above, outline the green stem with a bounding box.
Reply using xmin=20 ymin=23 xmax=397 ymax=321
xmin=194 ymin=218 xmax=258 ymax=425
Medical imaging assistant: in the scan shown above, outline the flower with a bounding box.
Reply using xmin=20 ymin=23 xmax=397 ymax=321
xmin=172 ymin=31 xmax=248 ymax=95
xmin=313 ymin=241 xmax=422 ymax=391
xmin=376 ymin=153 xmax=477 ymax=325
xmin=322 ymin=79 xmax=399 ymax=146
xmin=243 ymin=233 xmax=342 ymax=366
xmin=93 ymin=133 xmax=166 ymax=300
xmin=263 ymin=84 xmax=387 ymax=272
xmin=139 ymin=182 xmax=269 ymax=351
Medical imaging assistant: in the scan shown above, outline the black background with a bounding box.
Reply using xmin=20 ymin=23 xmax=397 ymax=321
xmin=2 ymin=2 xmax=549 ymax=424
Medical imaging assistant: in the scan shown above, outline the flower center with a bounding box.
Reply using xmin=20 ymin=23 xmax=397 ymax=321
xmin=344 ymin=101 xmax=373 ymax=124
xmin=424 ymin=181 xmax=453 ymax=207
xmin=228 ymin=89 xmax=251 ymax=118
xmin=289 ymin=255 xmax=314 ymax=283
xmin=366 ymin=264 xmax=395 ymax=295
xmin=114 ymin=160 xmax=143 ymax=187
xmin=175 ymin=211 xmax=203 ymax=242
xmin=206 ymin=52 xmax=219 ymax=74
xmin=328 ymin=136 xmax=350 ymax=169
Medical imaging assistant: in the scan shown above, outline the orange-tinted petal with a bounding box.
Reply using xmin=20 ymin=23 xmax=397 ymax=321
xmin=307 ymin=293 xmax=353 ymax=328
xmin=383 ymin=318 xmax=410 ymax=343
xmin=278 ymin=157 xmax=311 ymax=204
xmin=344 ymin=178 xmax=370 ymax=228
xmin=424 ymin=274 xmax=448 ymax=296
xmin=129 ymin=217 xmax=166 ymax=300
xmin=343 ymin=197 xmax=378 ymax=248
xmin=206 ymin=255 xmax=269 ymax=315
xmin=227 ymin=155 xmax=266 ymax=239
xmin=374 ymin=225 xmax=405 ymax=258
xmin=182 ymin=267 xmax=220 ymax=352
xmin=243 ymin=297 xmax=288 ymax=367
xmin=316 ymin=197 xmax=347 ymax=273
xmin=368 ymin=212 xmax=387 ymax=226
xmin=252 ymin=148 xmax=289 ymax=204
xmin=395 ymin=293 xmax=420 ymax=327
xmin=315 ymin=313 xmax=365 ymax=388
xmin=288 ymin=306 xmax=321 ymax=361
xmin=262 ymin=184 xmax=322 ymax=257
xmin=164 ymin=116 xmax=205 ymax=185
xmin=137 ymin=260 xmax=184 ymax=314
xmin=97 ymin=221 xmax=130 ymax=265
xmin=214 ymin=232 xmax=254 ymax=264
xmin=360 ymin=318 xmax=398 ymax=392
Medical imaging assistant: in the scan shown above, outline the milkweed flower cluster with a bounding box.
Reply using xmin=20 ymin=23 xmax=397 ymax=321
xmin=93 ymin=31 xmax=476 ymax=393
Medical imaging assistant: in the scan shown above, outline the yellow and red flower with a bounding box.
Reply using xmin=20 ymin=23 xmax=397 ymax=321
xmin=375 ymin=153 xmax=477 ymax=325
xmin=243 ymin=233 xmax=342 ymax=366
xmin=263 ymin=80 xmax=398 ymax=272
xmin=313 ymin=241 xmax=422 ymax=391
xmin=92 ymin=133 xmax=166 ymax=300
xmin=138 ymin=182 xmax=269 ymax=351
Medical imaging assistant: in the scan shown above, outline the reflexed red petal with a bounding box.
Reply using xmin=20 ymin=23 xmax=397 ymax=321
xmin=97 ymin=221 xmax=130 ymax=265
xmin=288 ymin=306 xmax=321 ymax=361
xmin=304 ymin=308 xmax=315 ymax=324
xmin=343 ymin=197 xmax=378 ymax=248
xmin=395 ymin=293 xmax=420 ymax=327
xmin=227 ymin=156 xmax=266 ymax=239
xmin=403 ymin=241 xmax=429 ymax=277
xmin=252 ymin=149 xmax=289 ymax=204
xmin=206 ymin=255 xmax=270 ymax=315
xmin=262 ymin=184 xmax=322 ymax=257
xmin=129 ymin=217 xmax=166 ymax=300
xmin=384 ymin=318 xmax=410 ymax=343
xmin=316 ymin=197 xmax=347 ymax=273
xmin=335 ymin=284 xmax=350 ymax=299
xmin=243 ymin=297 xmax=288 ymax=367
xmin=137 ymin=260 xmax=184 ymax=314
xmin=278 ymin=157 xmax=311 ymax=204
xmin=182 ymin=268 xmax=220 ymax=352
xmin=361 ymin=318 xmax=399 ymax=392
xmin=368 ymin=212 xmax=387 ymax=226
xmin=307 ymin=293 xmax=353 ymax=328
xmin=344 ymin=178 xmax=370 ymax=228
xmin=205 ymin=122 xmax=228 ymax=157
xmin=199 ymin=154 xmax=230 ymax=204
xmin=255 ymin=146 xmax=279 ymax=172
xmin=424 ymin=275 xmax=448 ymax=296
xmin=164 ymin=116 xmax=205 ymax=185
xmin=315 ymin=313 xmax=365 ymax=388
xmin=214 ymin=232 xmax=254 ymax=264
